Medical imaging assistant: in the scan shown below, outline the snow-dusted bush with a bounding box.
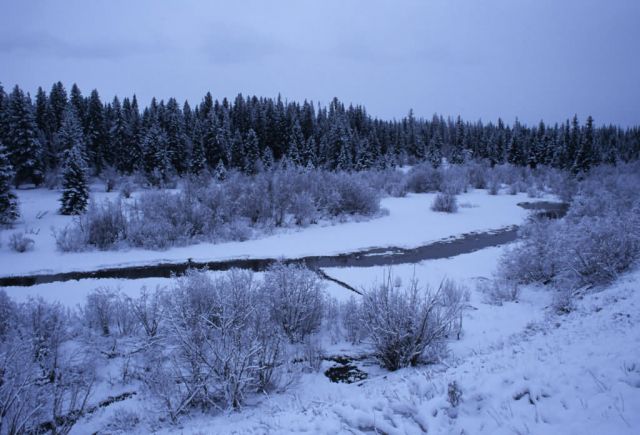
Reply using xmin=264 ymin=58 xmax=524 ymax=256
xmin=405 ymin=164 xmax=442 ymax=193
xmin=144 ymin=269 xmax=289 ymax=415
xmin=329 ymin=173 xmax=380 ymax=216
xmin=0 ymin=297 xmax=95 ymax=434
xmin=440 ymin=165 xmax=469 ymax=194
xmin=54 ymin=223 xmax=86 ymax=252
xmin=83 ymin=200 xmax=127 ymax=250
xmin=9 ymin=231 xmax=34 ymax=252
xmin=431 ymin=192 xmax=458 ymax=213
xmin=341 ymin=296 xmax=366 ymax=344
xmin=119 ymin=180 xmax=134 ymax=198
xmin=262 ymin=263 xmax=324 ymax=343
xmin=0 ymin=289 xmax=15 ymax=341
xmin=84 ymin=287 xmax=119 ymax=336
xmin=499 ymin=163 xmax=640 ymax=292
xmin=477 ymin=277 xmax=520 ymax=305
xmin=127 ymin=286 xmax=166 ymax=337
xmin=359 ymin=276 xmax=466 ymax=371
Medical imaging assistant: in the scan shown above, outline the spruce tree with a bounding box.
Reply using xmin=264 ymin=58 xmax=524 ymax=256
xmin=59 ymin=144 xmax=89 ymax=215
xmin=213 ymin=159 xmax=227 ymax=181
xmin=6 ymin=86 xmax=43 ymax=186
xmin=243 ymin=129 xmax=260 ymax=174
xmin=85 ymin=89 xmax=108 ymax=173
xmin=572 ymin=115 xmax=595 ymax=174
xmin=141 ymin=119 xmax=171 ymax=185
xmin=0 ymin=144 xmax=19 ymax=225
xmin=189 ymin=137 xmax=207 ymax=175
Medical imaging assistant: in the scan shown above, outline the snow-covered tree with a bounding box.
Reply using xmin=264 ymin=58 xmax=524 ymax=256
xmin=0 ymin=143 xmax=19 ymax=225
xmin=60 ymin=144 xmax=89 ymax=215
xmin=6 ymin=86 xmax=43 ymax=186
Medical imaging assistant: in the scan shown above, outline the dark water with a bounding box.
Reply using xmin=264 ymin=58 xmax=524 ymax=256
xmin=0 ymin=201 xmax=567 ymax=288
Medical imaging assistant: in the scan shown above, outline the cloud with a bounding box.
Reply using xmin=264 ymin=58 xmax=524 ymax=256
xmin=199 ymin=23 xmax=288 ymax=65
xmin=0 ymin=32 xmax=166 ymax=60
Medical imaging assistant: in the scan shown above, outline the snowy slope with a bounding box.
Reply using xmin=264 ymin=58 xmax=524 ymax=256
xmin=148 ymin=270 xmax=640 ymax=435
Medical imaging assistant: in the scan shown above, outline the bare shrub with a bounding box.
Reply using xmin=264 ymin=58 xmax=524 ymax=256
xmin=85 ymin=287 xmax=119 ymax=336
xmin=54 ymin=224 xmax=87 ymax=252
xmin=9 ymin=231 xmax=34 ymax=252
xmin=128 ymin=286 xmax=166 ymax=337
xmin=405 ymin=165 xmax=442 ymax=193
xmin=477 ymin=277 xmax=520 ymax=305
xmin=144 ymin=269 xmax=289 ymax=415
xmin=262 ymin=263 xmax=324 ymax=343
xmin=360 ymin=275 xmax=466 ymax=371
xmin=431 ymin=192 xmax=458 ymax=213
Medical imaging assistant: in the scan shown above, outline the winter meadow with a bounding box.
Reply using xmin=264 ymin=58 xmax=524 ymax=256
xmin=1 ymin=2 xmax=639 ymax=434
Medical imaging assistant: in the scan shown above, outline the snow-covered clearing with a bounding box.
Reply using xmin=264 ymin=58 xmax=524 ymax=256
xmin=0 ymin=186 xmax=538 ymax=277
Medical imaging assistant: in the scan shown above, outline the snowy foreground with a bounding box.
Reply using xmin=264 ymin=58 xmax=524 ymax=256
xmin=2 ymin=187 xmax=639 ymax=434
xmin=0 ymin=186 xmax=533 ymax=277
xmin=53 ymin=256 xmax=637 ymax=435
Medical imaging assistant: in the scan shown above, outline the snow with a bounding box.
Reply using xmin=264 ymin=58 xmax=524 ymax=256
xmin=0 ymin=186 xmax=539 ymax=277
xmin=66 ymin=266 xmax=640 ymax=435
xmin=4 ymin=185 xmax=638 ymax=435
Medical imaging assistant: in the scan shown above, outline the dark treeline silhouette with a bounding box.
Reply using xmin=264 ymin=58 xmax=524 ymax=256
xmin=1 ymin=82 xmax=639 ymax=187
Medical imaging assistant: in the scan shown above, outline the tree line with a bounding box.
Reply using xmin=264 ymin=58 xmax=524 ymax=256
xmin=1 ymin=82 xmax=638 ymax=190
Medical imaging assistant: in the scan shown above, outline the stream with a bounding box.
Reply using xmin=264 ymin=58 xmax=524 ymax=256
xmin=0 ymin=201 xmax=567 ymax=288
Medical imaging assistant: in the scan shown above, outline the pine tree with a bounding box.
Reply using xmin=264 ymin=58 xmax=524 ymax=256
xmin=572 ymin=115 xmax=595 ymax=174
xmin=164 ymin=98 xmax=188 ymax=174
xmin=6 ymin=86 xmax=43 ymax=186
xmin=56 ymin=106 xmax=85 ymax=156
xmin=0 ymin=143 xmax=19 ymax=225
xmin=287 ymin=121 xmax=305 ymax=166
xmin=213 ymin=159 xmax=227 ymax=181
xmin=243 ymin=129 xmax=260 ymax=174
xmin=85 ymin=89 xmax=108 ymax=173
xmin=141 ymin=119 xmax=171 ymax=185
xmin=427 ymin=133 xmax=443 ymax=168
xmin=59 ymin=144 xmax=89 ymax=215
xmin=189 ymin=136 xmax=207 ymax=175
xmin=48 ymin=81 xmax=68 ymax=131
xmin=109 ymin=97 xmax=129 ymax=173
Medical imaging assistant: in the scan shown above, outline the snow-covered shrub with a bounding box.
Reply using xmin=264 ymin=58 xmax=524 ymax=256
xmin=405 ymin=164 xmax=442 ymax=193
xmin=0 ymin=289 xmax=16 ymax=341
xmin=128 ymin=286 xmax=166 ymax=337
xmin=330 ymin=173 xmax=380 ymax=216
xmin=487 ymin=175 xmax=500 ymax=195
xmin=291 ymin=192 xmax=317 ymax=226
xmin=341 ymin=296 xmax=366 ymax=344
xmin=85 ymin=287 xmax=119 ymax=336
xmin=363 ymin=168 xmax=407 ymax=197
xmin=83 ymin=200 xmax=127 ymax=250
xmin=440 ymin=165 xmax=469 ymax=194
xmin=467 ymin=161 xmax=488 ymax=189
xmin=499 ymin=163 xmax=640 ymax=292
xmin=431 ymin=192 xmax=458 ymax=213
xmin=262 ymin=263 xmax=324 ymax=343
xmin=477 ymin=277 xmax=520 ymax=305
xmin=54 ymin=223 xmax=87 ymax=252
xmin=360 ymin=276 xmax=466 ymax=371
xmin=9 ymin=231 xmax=34 ymax=252
xmin=147 ymin=269 xmax=289 ymax=414
xmin=499 ymin=219 xmax=561 ymax=285
xmin=119 ymin=180 xmax=134 ymax=198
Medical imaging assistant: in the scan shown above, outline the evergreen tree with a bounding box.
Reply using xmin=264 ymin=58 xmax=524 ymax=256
xmin=56 ymin=106 xmax=85 ymax=158
xmin=213 ymin=159 xmax=227 ymax=181
xmin=189 ymin=136 xmax=207 ymax=175
xmin=59 ymin=144 xmax=89 ymax=215
xmin=572 ymin=115 xmax=595 ymax=174
xmin=85 ymin=89 xmax=108 ymax=173
xmin=0 ymin=143 xmax=19 ymax=225
xmin=230 ymin=129 xmax=244 ymax=170
xmin=164 ymin=98 xmax=188 ymax=174
xmin=141 ymin=119 xmax=171 ymax=185
xmin=427 ymin=133 xmax=443 ymax=168
xmin=287 ymin=121 xmax=304 ymax=166
xmin=109 ymin=97 xmax=128 ymax=172
xmin=6 ymin=86 xmax=43 ymax=186
xmin=262 ymin=147 xmax=275 ymax=170
xmin=243 ymin=129 xmax=260 ymax=174
xmin=48 ymin=81 xmax=68 ymax=131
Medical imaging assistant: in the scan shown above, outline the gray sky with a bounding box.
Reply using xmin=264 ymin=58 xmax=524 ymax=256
xmin=1 ymin=0 xmax=639 ymax=126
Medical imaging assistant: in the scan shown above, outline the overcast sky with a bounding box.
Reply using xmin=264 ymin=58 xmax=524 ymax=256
xmin=1 ymin=0 xmax=638 ymax=126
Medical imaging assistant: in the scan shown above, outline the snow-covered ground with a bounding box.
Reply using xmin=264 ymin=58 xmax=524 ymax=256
xmin=0 ymin=186 xmax=537 ymax=277
xmin=67 ymin=261 xmax=640 ymax=435
xmin=3 ymin=186 xmax=639 ymax=434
